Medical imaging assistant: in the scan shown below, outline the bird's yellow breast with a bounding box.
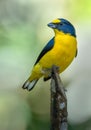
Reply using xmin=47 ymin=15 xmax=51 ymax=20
xmin=39 ymin=32 xmax=77 ymax=73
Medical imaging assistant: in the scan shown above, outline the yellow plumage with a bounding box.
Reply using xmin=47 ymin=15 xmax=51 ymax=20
xmin=22 ymin=18 xmax=77 ymax=91
xmin=30 ymin=31 xmax=77 ymax=81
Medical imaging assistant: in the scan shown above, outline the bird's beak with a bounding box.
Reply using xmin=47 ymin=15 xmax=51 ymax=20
xmin=47 ymin=22 xmax=57 ymax=29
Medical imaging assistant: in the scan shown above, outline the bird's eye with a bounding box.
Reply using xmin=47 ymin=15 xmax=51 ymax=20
xmin=59 ymin=23 xmax=63 ymax=25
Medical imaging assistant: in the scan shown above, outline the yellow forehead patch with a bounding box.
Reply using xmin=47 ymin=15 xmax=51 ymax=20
xmin=52 ymin=19 xmax=61 ymax=24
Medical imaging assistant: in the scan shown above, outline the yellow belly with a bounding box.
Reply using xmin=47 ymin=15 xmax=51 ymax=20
xmin=39 ymin=34 xmax=77 ymax=73
xmin=30 ymin=34 xmax=77 ymax=81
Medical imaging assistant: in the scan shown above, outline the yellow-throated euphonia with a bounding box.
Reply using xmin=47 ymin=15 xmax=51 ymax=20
xmin=22 ymin=18 xmax=77 ymax=91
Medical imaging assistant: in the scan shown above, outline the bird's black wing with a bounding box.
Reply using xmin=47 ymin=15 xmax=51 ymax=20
xmin=75 ymin=49 xmax=78 ymax=57
xmin=34 ymin=37 xmax=54 ymax=65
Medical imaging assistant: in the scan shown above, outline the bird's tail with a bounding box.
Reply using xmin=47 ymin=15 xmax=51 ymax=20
xmin=22 ymin=79 xmax=38 ymax=91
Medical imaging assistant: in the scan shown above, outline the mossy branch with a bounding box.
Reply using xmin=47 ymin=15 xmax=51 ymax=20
xmin=50 ymin=65 xmax=68 ymax=130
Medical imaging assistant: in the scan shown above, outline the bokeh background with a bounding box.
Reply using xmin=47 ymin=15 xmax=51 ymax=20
xmin=0 ymin=0 xmax=91 ymax=130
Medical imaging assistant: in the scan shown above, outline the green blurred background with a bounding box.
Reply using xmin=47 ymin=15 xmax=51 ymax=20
xmin=0 ymin=0 xmax=91 ymax=130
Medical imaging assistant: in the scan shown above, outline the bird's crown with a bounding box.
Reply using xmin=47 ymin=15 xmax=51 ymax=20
xmin=48 ymin=18 xmax=76 ymax=37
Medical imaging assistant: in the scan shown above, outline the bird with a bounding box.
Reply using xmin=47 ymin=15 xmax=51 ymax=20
xmin=22 ymin=18 xmax=77 ymax=91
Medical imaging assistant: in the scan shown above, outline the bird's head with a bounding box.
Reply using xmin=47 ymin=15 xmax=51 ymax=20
xmin=48 ymin=18 xmax=76 ymax=37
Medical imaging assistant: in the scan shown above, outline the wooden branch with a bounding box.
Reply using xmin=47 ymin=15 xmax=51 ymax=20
xmin=50 ymin=65 xmax=68 ymax=130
